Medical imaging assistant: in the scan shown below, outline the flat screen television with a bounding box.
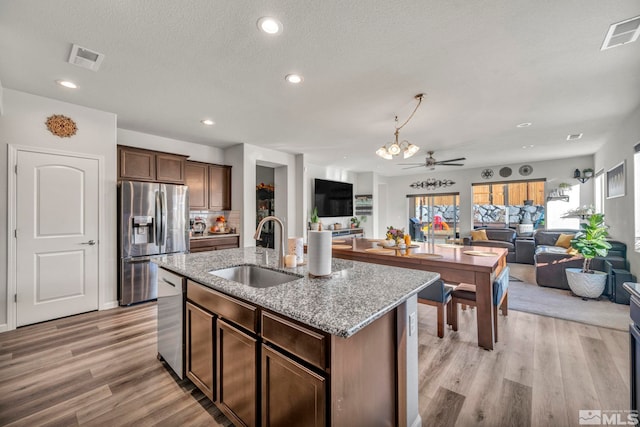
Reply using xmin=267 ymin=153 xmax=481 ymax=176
xmin=314 ymin=178 xmax=353 ymax=217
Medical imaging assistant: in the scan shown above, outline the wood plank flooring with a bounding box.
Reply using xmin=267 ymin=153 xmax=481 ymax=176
xmin=0 ymin=301 xmax=629 ymax=426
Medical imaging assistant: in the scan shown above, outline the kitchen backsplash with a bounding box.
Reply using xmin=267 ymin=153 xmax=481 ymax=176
xmin=190 ymin=210 xmax=240 ymax=232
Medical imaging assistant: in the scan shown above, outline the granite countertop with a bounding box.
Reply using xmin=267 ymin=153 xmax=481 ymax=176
xmin=190 ymin=233 xmax=240 ymax=240
xmin=623 ymin=282 xmax=640 ymax=299
xmin=154 ymin=247 xmax=439 ymax=338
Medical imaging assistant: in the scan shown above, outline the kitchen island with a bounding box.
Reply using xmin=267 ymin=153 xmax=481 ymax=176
xmin=154 ymin=247 xmax=439 ymax=427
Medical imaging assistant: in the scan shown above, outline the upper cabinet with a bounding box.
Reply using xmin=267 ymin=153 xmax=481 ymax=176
xmin=118 ymin=145 xmax=187 ymax=184
xmin=209 ymin=164 xmax=232 ymax=211
xmin=185 ymin=161 xmax=232 ymax=210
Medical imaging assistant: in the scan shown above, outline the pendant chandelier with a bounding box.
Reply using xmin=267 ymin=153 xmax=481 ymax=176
xmin=376 ymin=93 xmax=424 ymax=160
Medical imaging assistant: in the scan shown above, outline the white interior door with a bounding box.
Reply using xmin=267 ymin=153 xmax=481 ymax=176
xmin=15 ymin=150 xmax=99 ymax=326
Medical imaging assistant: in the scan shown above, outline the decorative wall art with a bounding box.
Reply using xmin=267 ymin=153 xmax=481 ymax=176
xmin=481 ymin=169 xmax=494 ymax=179
xmin=499 ymin=167 xmax=512 ymax=177
xmin=409 ymin=179 xmax=455 ymax=190
xmin=45 ymin=114 xmax=77 ymax=138
xmin=354 ymin=194 xmax=373 ymax=215
xmin=519 ymin=164 xmax=533 ymax=176
xmin=606 ymin=161 xmax=625 ymax=199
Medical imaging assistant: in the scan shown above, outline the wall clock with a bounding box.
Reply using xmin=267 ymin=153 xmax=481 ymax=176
xmin=481 ymin=168 xmax=494 ymax=179
xmin=45 ymin=114 xmax=77 ymax=138
xmin=499 ymin=167 xmax=512 ymax=177
xmin=519 ymin=164 xmax=533 ymax=176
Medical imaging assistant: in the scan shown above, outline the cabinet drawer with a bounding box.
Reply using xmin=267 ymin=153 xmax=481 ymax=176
xmin=261 ymin=311 xmax=327 ymax=369
xmin=187 ymin=281 xmax=257 ymax=333
xmin=190 ymin=236 xmax=239 ymax=251
xmin=190 ymin=239 xmax=218 ymax=250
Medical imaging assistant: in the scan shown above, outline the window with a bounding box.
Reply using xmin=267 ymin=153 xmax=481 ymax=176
xmin=408 ymin=193 xmax=460 ymax=243
xmin=471 ymin=180 xmax=545 ymax=229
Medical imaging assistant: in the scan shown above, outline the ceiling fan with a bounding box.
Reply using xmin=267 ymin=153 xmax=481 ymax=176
xmin=399 ymin=151 xmax=466 ymax=170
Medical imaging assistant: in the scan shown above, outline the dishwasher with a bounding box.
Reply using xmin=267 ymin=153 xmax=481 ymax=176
xmin=157 ymin=267 xmax=186 ymax=379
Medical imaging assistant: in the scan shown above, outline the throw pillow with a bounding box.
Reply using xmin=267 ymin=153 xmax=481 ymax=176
xmin=471 ymin=229 xmax=488 ymax=241
xmin=555 ymin=233 xmax=574 ymax=248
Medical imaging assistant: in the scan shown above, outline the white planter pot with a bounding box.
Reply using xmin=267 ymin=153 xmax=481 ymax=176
xmin=565 ymin=268 xmax=607 ymax=298
xmin=310 ymin=223 xmax=320 ymax=231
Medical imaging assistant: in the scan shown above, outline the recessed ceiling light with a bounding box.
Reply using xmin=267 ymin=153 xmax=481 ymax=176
xmin=516 ymin=122 xmax=532 ymax=128
xmin=201 ymin=119 xmax=215 ymax=126
xmin=285 ymin=74 xmax=303 ymax=84
xmin=257 ymin=17 xmax=282 ymax=35
xmin=567 ymin=133 xmax=583 ymax=141
xmin=56 ymin=80 xmax=77 ymax=89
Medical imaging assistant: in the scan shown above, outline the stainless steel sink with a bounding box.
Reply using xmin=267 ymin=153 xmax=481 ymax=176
xmin=209 ymin=264 xmax=302 ymax=288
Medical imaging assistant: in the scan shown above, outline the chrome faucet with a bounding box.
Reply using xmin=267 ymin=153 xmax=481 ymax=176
xmin=254 ymin=216 xmax=285 ymax=268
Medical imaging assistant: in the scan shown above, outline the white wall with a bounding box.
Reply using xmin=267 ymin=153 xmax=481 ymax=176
xmin=118 ymin=128 xmax=225 ymax=164
xmin=595 ymin=104 xmax=640 ymax=279
xmin=380 ymin=156 xmax=595 ymax=239
xmin=0 ymin=89 xmax=118 ymax=330
xmin=306 ymin=163 xmax=357 ymax=233
xmin=226 ymin=143 xmax=299 ymax=248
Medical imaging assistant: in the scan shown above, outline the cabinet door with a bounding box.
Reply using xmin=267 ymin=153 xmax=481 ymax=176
xmin=209 ymin=165 xmax=231 ymax=210
xmin=217 ymin=319 xmax=257 ymax=427
xmin=156 ymin=153 xmax=186 ymax=184
xmin=185 ymin=162 xmax=208 ymax=209
xmin=262 ymin=344 xmax=326 ymax=427
xmin=118 ymin=146 xmax=155 ymax=181
xmin=186 ymin=302 xmax=215 ymax=401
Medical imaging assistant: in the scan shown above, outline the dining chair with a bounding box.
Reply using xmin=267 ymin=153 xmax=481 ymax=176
xmin=417 ymin=279 xmax=456 ymax=338
xmin=449 ymin=266 xmax=510 ymax=342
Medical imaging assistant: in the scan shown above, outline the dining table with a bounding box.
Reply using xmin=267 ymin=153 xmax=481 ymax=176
xmin=330 ymin=238 xmax=508 ymax=350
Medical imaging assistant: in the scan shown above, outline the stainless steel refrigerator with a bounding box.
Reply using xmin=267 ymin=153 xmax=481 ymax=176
xmin=118 ymin=180 xmax=189 ymax=305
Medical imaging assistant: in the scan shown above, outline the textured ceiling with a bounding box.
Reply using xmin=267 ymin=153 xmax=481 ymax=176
xmin=1 ymin=1 xmax=639 ymax=175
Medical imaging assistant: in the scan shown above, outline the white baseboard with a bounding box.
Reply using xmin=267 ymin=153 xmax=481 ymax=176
xmin=0 ymin=323 xmax=8 ymax=333
xmin=100 ymin=301 xmax=120 ymax=310
xmin=410 ymin=415 xmax=423 ymax=427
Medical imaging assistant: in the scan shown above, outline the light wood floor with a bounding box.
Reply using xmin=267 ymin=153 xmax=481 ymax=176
xmin=0 ymin=302 xmax=629 ymax=426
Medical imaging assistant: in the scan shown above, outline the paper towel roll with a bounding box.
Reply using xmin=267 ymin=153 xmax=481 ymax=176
xmin=308 ymin=231 xmax=332 ymax=277
xmin=288 ymin=237 xmax=304 ymax=264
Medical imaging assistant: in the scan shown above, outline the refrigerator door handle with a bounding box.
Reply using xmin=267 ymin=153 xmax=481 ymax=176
xmin=160 ymin=190 xmax=168 ymax=247
xmin=155 ymin=190 xmax=163 ymax=246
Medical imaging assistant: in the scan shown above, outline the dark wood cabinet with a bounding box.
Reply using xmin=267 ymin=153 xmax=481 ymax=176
xmin=118 ymin=145 xmax=187 ymax=184
xmin=118 ymin=146 xmax=155 ymax=181
xmin=209 ymin=165 xmax=232 ymax=210
xmin=262 ymin=344 xmax=326 ymax=427
xmin=186 ymin=302 xmax=216 ymax=401
xmin=184 ymin=161 xmax=232 ymax=210
xmin=217 ymin=320 xmax=258 ymax=427
xmin=189 ymin=236 xmax=240 ymax=253
xmin=185 ymin=162 xmax=208 ymax=209
xmin=156 ymin=152 xmax=186 ymax=183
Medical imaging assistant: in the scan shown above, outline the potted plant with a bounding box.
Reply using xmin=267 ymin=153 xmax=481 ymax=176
xmin=583 ymin=168 xmax=594 ymax=178
xmin=310 ymin=207 xmax=320 ymax=231
xmin=565 ymin=213 xmax=612 ymax=298
xmin=558 ymin=182 xmax=572 ymax=195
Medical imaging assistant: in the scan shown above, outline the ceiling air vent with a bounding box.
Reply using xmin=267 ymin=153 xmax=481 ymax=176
xmin=567 ymin=133 xmax=583 ymax=141
xmin=68 ymin=44 xmax=105 ymax=71
xmin=601 ymin=15 xmax=640 ymax=50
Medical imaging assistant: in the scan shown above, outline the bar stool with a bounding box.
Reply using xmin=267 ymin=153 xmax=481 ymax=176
xmin=449 ymin=266 xmax=510 ymax=342
xmin=417 ymin=279 xmax=456 ymax=338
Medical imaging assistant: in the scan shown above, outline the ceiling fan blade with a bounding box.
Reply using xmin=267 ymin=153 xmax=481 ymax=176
xmin=402 ymin=165 xmax=427 ymax=169
xmin=435 ymin=163 xmax=465 ymax=166
xmin=398 ymin=163 xmax=426 ymax=166
xmin=438 ymin=157 xmax=466 ymax=163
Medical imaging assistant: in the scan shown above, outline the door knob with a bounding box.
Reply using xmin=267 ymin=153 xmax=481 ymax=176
xmin=81 ymin=240 xmax=96 ymax=246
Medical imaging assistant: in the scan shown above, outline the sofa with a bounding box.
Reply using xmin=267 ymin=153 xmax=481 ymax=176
xmin=533 ymin=229 xmax=628 ymax=293
xmin=463 ymin=227 xmax=517 ymax=263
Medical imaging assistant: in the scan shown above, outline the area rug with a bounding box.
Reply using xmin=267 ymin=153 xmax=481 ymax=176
xmin=507 ymin=264 xmax=629 ymax=331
